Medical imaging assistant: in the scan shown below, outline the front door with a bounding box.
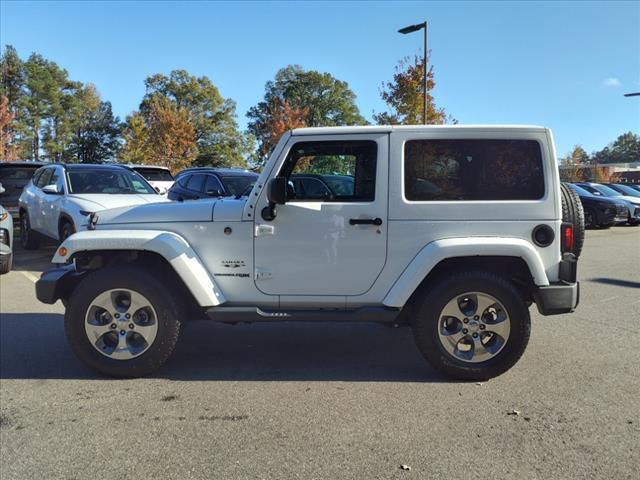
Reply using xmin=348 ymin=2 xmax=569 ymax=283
xmin=254 ymin=134 xmax=388 ymax=296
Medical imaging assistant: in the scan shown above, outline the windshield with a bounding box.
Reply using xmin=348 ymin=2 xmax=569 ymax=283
xmin=219 ymin=175 xmax=256 ymax=196
xmin=610 ymin=184 xmax=640 ymax=197
xmin=591 ymin=184 xmax=623 ymax=197
xmin=0 ymin=166 xmax=38 ymax=181
xmin=569 ymin=184 xmax=593 ymax=196
xmin=67 ymin=169 xmax=157 ymax=194
xmin=134 ymin=168 xmax=174 ymax=182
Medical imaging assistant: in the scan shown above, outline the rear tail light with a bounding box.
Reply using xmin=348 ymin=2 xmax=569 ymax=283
xmin=561 ymin=222 xmax=574 ymax=253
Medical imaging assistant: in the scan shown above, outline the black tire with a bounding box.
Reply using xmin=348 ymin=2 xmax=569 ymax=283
xmin=0 ymin=253 xmax=11 ymax=275
xmin=59 ymin=220 xmax=75 ymax=242
xmin=64 ymin=265 xmax=184 ymax=377
xmin=411 ymin=270 xmax=531 ymax=381
xmin=20 ymin=211 xmax=40 ymax=250
xmin=560 ymin=183 xmax=585 ymax=257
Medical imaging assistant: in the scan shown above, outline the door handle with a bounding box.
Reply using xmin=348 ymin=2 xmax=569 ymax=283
xmin=349 ymin=217 xmax=383 ymax=226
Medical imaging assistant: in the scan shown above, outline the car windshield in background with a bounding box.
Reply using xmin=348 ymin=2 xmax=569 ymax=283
xmin=569 ymin=184 xmax=594 ymax=196
xmin=135 ymin=169 xmax=174 ymax=182
xmin=590 ymin=184 xmax=623 ymax=197
xmin=67 ymin=169 xmax=156 ymax=194
xmin=612 ymin=184 xmax=640 ymax=196
xmin=0 ymin=167 xmax=37 ymax=181
xmin=219 ymin=175 xmax=256 ymax=196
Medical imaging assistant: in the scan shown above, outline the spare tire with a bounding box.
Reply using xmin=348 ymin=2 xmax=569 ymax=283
xmin=560 ymin=183 xmax=585 ymax=258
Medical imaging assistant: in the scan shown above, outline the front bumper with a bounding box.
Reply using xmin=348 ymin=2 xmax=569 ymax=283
xmin=533 ymin=253 xmax=579 ymax=315
xmin=35 ymin=264 xmax=85 ymax=304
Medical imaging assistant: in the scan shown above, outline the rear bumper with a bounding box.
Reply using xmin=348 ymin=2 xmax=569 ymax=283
xmin=533 ymin=253 xmax=579 ymax=315
xmin=35 ymin=264 xmax=85 ymax=304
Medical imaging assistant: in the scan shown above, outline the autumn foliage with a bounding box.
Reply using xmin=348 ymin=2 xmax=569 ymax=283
xmin=260 ymin=99 xmax=308 ymax=159
xmin=0 ymin=94 xmax=19 ymax=161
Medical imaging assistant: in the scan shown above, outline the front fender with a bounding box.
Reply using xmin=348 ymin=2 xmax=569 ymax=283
xmin=382 ymin=237 xmax=550 ymax=308
xmin=53 ymin=230 xmax=226 ymax=307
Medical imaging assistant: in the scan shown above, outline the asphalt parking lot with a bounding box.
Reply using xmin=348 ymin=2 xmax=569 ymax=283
xmin=1 ymin=227 xmax=639 ymax=480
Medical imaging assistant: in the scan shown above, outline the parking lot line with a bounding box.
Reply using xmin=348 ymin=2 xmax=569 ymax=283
xmin=20 ymin=271 xmax=39 ymax=284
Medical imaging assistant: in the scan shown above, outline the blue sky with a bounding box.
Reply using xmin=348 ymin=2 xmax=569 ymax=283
xmin=1 ymin=0 xmax=638 ymax=156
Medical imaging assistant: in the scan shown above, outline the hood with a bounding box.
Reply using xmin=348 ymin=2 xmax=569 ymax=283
xmin=617 ymin=195 xmax=640 ymax=205
xmin=67 ymin=193 xmax=167 ymax=210
xmin=96 ymin=198 xmax=218 ymax=225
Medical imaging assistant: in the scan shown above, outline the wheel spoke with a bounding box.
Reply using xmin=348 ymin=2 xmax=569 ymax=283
xmin=128 ymin=291 xmax=150 ymax=315
xmin=133 ymin=324 xmax=156 ymax=344
xmin=90 ymin=291 xmax=115 ymax=314
xmin=85 ymin=322 xmax=112 ymax=342
xmin=474 ymin=293 xmax=497 ymax=318
xmin=486 ymin=318 xmax=510 ymax=339
xmin=471 ymin=336 xmax=492 ymax=361
xmin=110 ymin=333 xmax=133 ymax=360
xmin=441 ymin=297 xmax=463 ymax=319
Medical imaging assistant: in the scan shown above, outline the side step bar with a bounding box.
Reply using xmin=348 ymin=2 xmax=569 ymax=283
xmin=205 ymin=306 xmax=401 ymax=324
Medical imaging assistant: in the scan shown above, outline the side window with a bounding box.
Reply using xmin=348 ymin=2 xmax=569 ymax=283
xmin=204 ymin=175 xmax=223 ymax=195
xmin=177 ymin=174 xmax=191 ymax=188
xmin=404 ymin=139 xmax=545 ymax=201
xmin=49 ymin=168 xmax=65 ymax=192
xmin=187 ymin=174 xmax=206 ymax=192
xmin=36 ymin=168 xmax=53 ymax=189
xmin=31 ymin=168 xmax=44 ymax=186
xmin=281 ymin=141 xmax=377 ymax=202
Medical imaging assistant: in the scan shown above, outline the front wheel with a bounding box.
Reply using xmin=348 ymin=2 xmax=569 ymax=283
xmin=0 ymin=253 xmax=11 ymax=275
xmin=411 ymin=271 xmax=531 ymax=381
xmin=64 ymin=265 xmax=183 ymax=377
xmin=20 ymin=212 xmax=41 ymax=250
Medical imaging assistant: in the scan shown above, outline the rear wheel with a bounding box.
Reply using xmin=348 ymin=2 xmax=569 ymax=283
xmin=20 ymin=212 xmax=41 ymax=250
xmin=560 ymin=183 xmax=585 ymax=257
xmin=411 ymin=271 xmax=531 ymax=381
xmin=64 ymin=265 xmax=184 ymax=377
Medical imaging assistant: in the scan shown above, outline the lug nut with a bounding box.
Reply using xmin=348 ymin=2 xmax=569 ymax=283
xmin=463 ymin=318 xmax=469 ymax=324
xmin=472 ymin=333 xmax=478 ymax=338
xmin=119 ymin=330 xmax=126 ymax=335
xmin=125 ymin=313 xmax=131 ymax=319
xmin=474 ymin=315 xmax=479 ymax=320
xmin=480 ymin=324 xmax=486 ymax=330
xmin=114 ymin=313 xmax=120 ymax=319
xmin=462 ymin=328 xmax=468 ymax=334
xmin=129 ymin=323 xmax=135 ymax=329
xmin=110 ymin=323 xmax=117 ymax=329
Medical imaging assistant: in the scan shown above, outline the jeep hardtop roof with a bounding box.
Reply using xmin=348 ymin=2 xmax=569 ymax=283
xmin=291 ymin=125 xmax=547 ymax=136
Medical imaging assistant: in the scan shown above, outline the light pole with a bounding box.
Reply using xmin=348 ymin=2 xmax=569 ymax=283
xmin=398 ymin=21 xmax=428 ymax=124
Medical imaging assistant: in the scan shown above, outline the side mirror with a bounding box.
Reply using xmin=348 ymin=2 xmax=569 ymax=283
xmin=154 ymin=186 xmax=161 ymax=193
xmin=207 ymin=188 xmax=223 ymax=197
xmin=262 ymin=177 xmax=287 ymax=221
xmin=267 ymin=177 xmax=287 ymax=205
xmin=42 ymin=184 xmax=61 ymax=195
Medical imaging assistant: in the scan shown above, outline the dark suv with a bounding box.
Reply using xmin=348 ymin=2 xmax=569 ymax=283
xmin=567 ymin=183 xmax=628 ymax=228
xmin=168 ymin=168 xmax=258 ymax=201
xmin=0 ymin=161 xmax=47 ymax=216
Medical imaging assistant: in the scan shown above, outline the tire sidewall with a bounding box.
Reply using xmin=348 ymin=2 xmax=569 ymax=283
xmin=65 ymin=267 xmax=181 ymax=377
xmin=413 ymin=273 xmax=530 ymax=380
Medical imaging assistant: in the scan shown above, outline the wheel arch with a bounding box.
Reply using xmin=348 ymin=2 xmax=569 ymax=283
xmin=54 ymin=230 xmax=226 ymax=308
xmin=58 ymin=213 xmax=75 ymax=237
xmin=383 ymin=237 xmax=549 ymax=309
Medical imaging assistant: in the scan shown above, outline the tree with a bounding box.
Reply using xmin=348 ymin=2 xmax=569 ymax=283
xmin=140 ymin=70 xmax=250 ymax=168
xmin=0 ymin=95 xmax=19 ymax=160
xmin=0 ymin=45 xmax=24 ymax=114
xmin=247 ymin=65 xmax=367 ymax=162
xmin=374 ymin=55 xmax=453 ymax=125
xmin=144 ymin=97 xmax=197 ymax=173
xmin=559 ymin=145 xmax=589 ymax=182
xmin=592 ymin=132 xmax=640 ymax=164
xmin=255 ymin=98 xmax=309 ymax=161
xmin=119 ymin=112 xmax=149 ymax=165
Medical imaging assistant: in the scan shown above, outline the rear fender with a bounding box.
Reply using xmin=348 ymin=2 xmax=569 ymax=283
xmin=53 ymin=230 xmax=225 ymax=307
xmin=382 ymin=237 xmax=550 ymax=308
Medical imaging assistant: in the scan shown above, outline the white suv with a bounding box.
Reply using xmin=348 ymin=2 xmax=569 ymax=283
xmin=36 ymin=126 xmax=582 ymax=380
xmin=19 ymin=163 xmax=167 ymax=249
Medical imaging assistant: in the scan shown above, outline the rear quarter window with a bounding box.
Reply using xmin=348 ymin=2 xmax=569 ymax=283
xmin=404 ymin=139 xmax=545 ymax=201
